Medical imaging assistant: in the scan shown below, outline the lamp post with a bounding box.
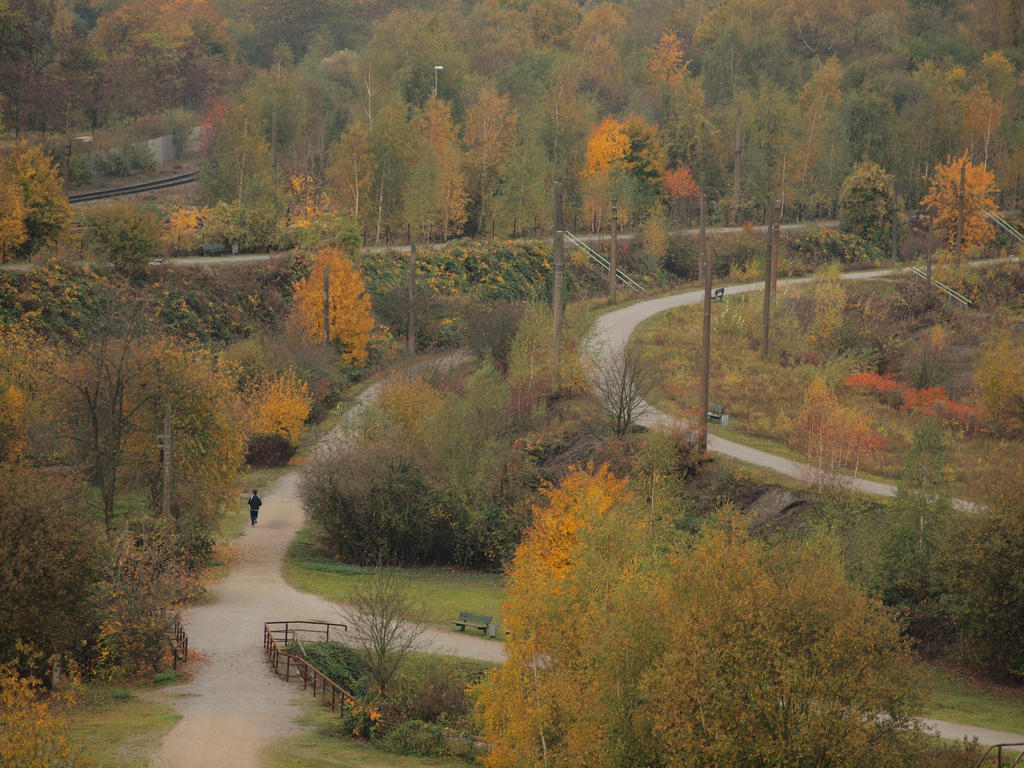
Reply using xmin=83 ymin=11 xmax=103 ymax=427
xmin=433 ymin=65 xmax=444 ymax=97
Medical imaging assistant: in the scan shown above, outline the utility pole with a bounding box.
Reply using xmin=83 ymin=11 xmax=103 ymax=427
xmin=956 ymin=161 xmax=966 ymax=269
xmin=699 ymin=183 xmax=711 ymax=453
xmin=322 ymin=265 xmax=330 ymax=345
xmin=927 ymin=206 xmax=935 ymax=283
xmin=762 ymin=198 xmax=775 ymax=359
xmin=552 ymin=182 xmax=565 ymax=390
xmin=891 ymin=181 xmax=899 ymax=261
xmin=770 ymin=199 xmax=780 ymax=296
xmin=159 ymin=403 xmax=172 ymax=517
xmin=64 ymin=104 xmax=72 ymax=191
xmin=609 ymin=196 xmax=618 ymax=305
xmin=408 ymin=237 xmax=416 ymax=355
xmin=731 ymin=106 xmax=743 ymax=225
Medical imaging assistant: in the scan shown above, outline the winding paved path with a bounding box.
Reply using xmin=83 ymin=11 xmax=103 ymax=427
xmin=148 ymin=386 xmax=502 ymax=768
xmin=589 ymin=273 xmax=1023 ymax=746
xmin=589 ymin=269 xmax=983 ymax=509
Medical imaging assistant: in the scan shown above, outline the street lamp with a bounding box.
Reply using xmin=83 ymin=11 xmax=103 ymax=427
xmin=433 ymin=65 xmax=444 ymax=97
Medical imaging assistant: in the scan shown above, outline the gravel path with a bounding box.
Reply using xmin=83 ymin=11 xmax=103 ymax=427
xmin=149 ymin=384 xmax=501 ymax=768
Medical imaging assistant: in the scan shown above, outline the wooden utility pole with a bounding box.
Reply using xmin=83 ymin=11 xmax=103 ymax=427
xmin=891 ymin=182 xmax=899 ymax=261
xmin=956 ymin=161 xmax=966 ymax=268
xmin=731 ymin=106 xmax=743 ymax=225
xmin=699 ymin=184 xmax=711 ymax=453
xmin=159 ymin=403 xmax=172 ymax=517
xmin=609 ymin=197 xmax=618 ymax=305
xmin=762 ymin=199 xmax=775 ymax=359
xmin=64 ymin=104 xmax=72 ymax=190
xmin=408 ymin=237 xmax=416 ymax=355
xmin=927 ymin=207 xmax=934 ymax=282
xmin=322 ymin=265 xmax=330 ymax=345
xmin=552 ymin=182 xmax=565 ymax=390
xmin=770 ymin=200 xmax=780 ymax=296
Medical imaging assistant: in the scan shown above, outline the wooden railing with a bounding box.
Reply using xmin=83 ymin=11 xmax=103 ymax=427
xmin=170 ymin=617 xmax=188 ymax=670
xmin=263 ymin=621 xmax=356 ymax=712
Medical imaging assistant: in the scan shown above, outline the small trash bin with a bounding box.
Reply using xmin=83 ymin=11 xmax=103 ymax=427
xmin=721 ymin=414 xmax=730 ymax=427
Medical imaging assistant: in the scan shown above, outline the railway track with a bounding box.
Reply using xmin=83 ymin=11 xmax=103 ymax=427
xmin=68 ymin=170 xmax=199 ymax=203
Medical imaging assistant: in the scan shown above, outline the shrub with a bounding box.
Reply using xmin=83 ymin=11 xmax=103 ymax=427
xmin=784 ymin=226 xmax=881 ymax=266
xmin=245 ymin=433 xmax=296 ymax=467
xmin=380 ymin=719 xmax=446 ymax=756
xmin=83 ymin=202 xmax=162 ymax=268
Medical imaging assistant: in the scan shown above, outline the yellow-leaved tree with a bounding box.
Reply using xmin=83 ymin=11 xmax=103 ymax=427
xmin=920 ymin=150 xmax=997 ymax=253
xmin=0 ymin=665 xmax=85 ymax=768
xmin=242 ymin=369 xmax=312 ymax=445
xmin=292 ymin=247 xmax=374 ymax=364
xmin=475 ymin=473 xmax=923 ymax=768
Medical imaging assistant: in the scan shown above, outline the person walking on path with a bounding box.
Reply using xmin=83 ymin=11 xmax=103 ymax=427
xmin=248 ymin=489 xmax=262 ymax=525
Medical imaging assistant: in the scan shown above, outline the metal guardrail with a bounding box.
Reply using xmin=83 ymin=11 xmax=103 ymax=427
xmin=972 ymin=743 xmax=1024 ymax=768
xmin=263 ymin=621 xmax=357 ymax=712
xmin=561 ymin=231 xmax=647 ymax=292
xmin=67 ymin=171 xmax=199 ymax=204
xmin=906 ymin=265 xmax=972 ymax=306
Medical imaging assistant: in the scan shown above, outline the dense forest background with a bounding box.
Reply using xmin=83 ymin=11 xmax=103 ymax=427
xmin=4 ymin=0 xmax=1024 ymax=244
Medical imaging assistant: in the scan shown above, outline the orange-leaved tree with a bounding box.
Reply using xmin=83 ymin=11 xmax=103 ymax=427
xmin=920 ymin=150 xmax=997 ymax=253
xmin=242 ymin=368 xmax=312 ymax=446
xmin=292 ymin=247 xmax=374 ymax=364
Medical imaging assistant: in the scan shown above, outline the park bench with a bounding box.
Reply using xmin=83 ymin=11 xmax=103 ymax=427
xmin=711 ymin=287 xmax=725 ymax=301
xmin=708 ymin=403 xmax=724 ymax=422
xmin=452 ymin=611 xmax=492 ymax=634
xmin=202 ymin=242 xmax=225 ymax=256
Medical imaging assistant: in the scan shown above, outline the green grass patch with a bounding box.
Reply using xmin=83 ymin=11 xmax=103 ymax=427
xmin=263 ymin=697 xmax=473 ymax=768
xmin=920 ymin=665 xmax=1024 ymax=735
xmin=283 ymin=527 xmax=506 ymax=629
xmin=69 ymin=684 xmax=181 ymax=768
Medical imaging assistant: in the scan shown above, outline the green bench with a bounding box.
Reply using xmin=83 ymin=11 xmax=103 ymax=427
xmin=708 ymin=403 xmax=724 ymax=422
xmin=452 ymin=611 xmax=492 ymax=634
xmin=202 ymin=242 xmax=225 ymax=256
xmin=712 ymin=287 xmax=725 ymax=301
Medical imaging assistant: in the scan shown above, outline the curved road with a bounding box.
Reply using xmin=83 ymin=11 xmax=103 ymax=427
xmin=589 ymin=269 xmax=983 ymax=510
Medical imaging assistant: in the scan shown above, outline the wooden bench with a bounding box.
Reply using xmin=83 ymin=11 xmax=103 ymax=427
xmin=452 ymin=611 xmax=492 ymax=634
xmin=708 ymin=403 xmax=724 ymax=422
xmin=202 ymin=242 xmax=225 ymax=256
xmin=711 ymin=287 xmax=725 ymax=301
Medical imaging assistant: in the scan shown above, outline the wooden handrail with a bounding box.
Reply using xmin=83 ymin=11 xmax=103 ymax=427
xmin=263 ymin=621 xmax=356 ymax=711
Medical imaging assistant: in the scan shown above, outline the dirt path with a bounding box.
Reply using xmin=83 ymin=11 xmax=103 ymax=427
xmin=149 ymin=392 xmax=501 ymax=767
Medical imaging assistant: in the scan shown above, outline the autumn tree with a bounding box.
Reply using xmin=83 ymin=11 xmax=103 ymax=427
xmin=404 ymin=97 xmax=468 ymax=241
xmin=0 ymin=465 xmax=104 ymax=670
xmin=839 ymin=160 xmax=896 ymax=253
xmin=974 ymin=327 xmax=1024 ymax=433
xmin=0 ymin=175 xmax=27 ymax=263
xmin=920 ymin=150 xmax=997 ymax=254
xmin=0 ymin=666 xmax=86 ymax=768
xmin=476 ymin=470 xmax=923 ymax=768
xmin=0 ymin=141 xmax=71 ymax=259
xmin=241 ymin=368 xmax=311 ymax=465
xmin=83 ymin=202 xmax=162 ymax=268
xmin=464 ymin=85 xmax=517 ymax=234
xmin=291 ymin=247 xmax=374 ymax=363
xmin=199 ymin=101 xmax=280 ymax=210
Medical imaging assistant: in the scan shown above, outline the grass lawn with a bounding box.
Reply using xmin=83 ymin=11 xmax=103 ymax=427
xmin=920 ymin=665 xmax=1024 ymax=735
xmin=632 ymin=284 xmax=1024 ymax=502
xmin=68 ymin=681 xmax=182 ymax=767
xmin=283 ymin=527 xmax=506 ymax=629
xmin=263 ymin=698 xmax=473 ymax=768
